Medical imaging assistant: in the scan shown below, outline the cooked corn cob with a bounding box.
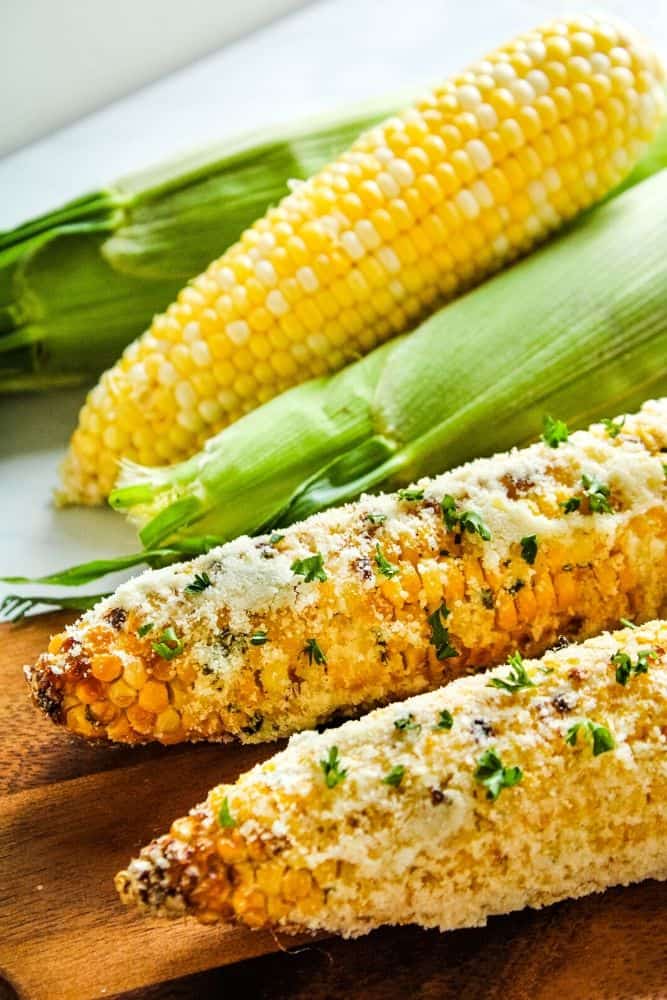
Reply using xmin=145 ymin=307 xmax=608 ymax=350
xmin=60 ymin=13 xmax=666 ymax=505
xmin=116 ymin=619 xmax=667 ymax=934
xmin=27 ymin=399 xmax=667 ymax=746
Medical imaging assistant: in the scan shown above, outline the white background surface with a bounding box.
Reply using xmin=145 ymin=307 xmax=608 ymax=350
xmin=1 ymin=0 xmax=309 ymax=155
xmin=1 ymin=0 xmax=666 ymax=611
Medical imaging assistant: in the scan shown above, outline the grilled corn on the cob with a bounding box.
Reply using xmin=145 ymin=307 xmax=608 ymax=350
xmin=27 ymin=399 xmax=667 ymax=746
xmin=116 ymin=619 xmax=667 ymax=934
xmin=60 ymin=13 xmax=666 ymax=504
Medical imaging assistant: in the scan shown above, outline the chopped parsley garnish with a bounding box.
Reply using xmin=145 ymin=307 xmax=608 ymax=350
xmin=394 ymin=713 xmax=421 ymax=734
xmin=218 ymin=797 xmax=236 ymax=828
xmin=398 ymin=488 xmax=424 ymax=501
xmin=486 ymin=653 xmax=535 ymax=694
xmin=487 ymin=651 xmax=535 ymax=693
xmin=320 ymin=746 xmax=347 ymax=788
xmin=520 ymin=535 xmax=538 ymax=565
xmin=291 ymin=553 xmax=327 ymax=583
xmin=151 ymin=626 xmax=184 ymax=660
xmin=542 ymin=415 xmax=569 ymax=448
xmin=581 ymin=473 xmax=612 ymax=514
xmin=250 ymin=630 xmax=269 ymax=646
xmin=601 ymin=415 xmax=625 ymax=439
xmin=185 ymin=571 xmax=212 ymax=594
xmin=137 ymin=622 xmax=154 ymax=638
xmin=434 ymin=709 xmax=454 ymax=731
xmin=375 ymin=544 xmax=399 ymax=578
xmin=366 ymin=512 xmax=387 ymax=526
xmin=440 ymin=495 xmax=491 ymax=541
xmin=383 ymin=764 xmax=406 ymax=788
xmin=619 ymin=618 xmax=637 ymax=629
xmin=474 ymin=749 xmax=523 ymax=801
xmin=611 ymin=648 xmax=655 ymax=685
xmin=559 ymin=496 xmax=581 ymax=514
xmin=427 ymin=602 xmax=458 ymax=660
xmin=269 ymin=532 xmax=285 ymax=545
xmin=480 ymin=588 xmax=495 ymax=610
xmin=303 ymin=637 xmax=327 ymax=665
xmin=566 ymin=719 xmax=615 ymax=756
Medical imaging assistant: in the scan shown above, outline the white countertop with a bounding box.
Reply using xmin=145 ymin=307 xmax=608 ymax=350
xmin=1 ymin=0 xmax=665 ymax=611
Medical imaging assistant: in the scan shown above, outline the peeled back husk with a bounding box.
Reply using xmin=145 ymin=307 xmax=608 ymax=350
xmin=111 ymin=167 xmax=667 ymax=549
xmin=0 ymin=101 xmax=394 ymax=391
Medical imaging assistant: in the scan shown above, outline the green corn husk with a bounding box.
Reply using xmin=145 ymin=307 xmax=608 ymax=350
xmin=2 ymin=97 xmax=666 ymax=394
xmin=0 ymin=102 xmax=395 ymax=392
xmin=104 ymin=166 xmax=667 ymax=554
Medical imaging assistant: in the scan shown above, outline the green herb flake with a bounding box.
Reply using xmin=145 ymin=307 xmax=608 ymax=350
xmin=480 ymin=588 xmax=495 ymax=610
xmin=520 ymin=535 xmax=538 ymax=565
xmin=611 ymin=647 xmax=656 ymax=685
xmin=619 ymin=618 xmax=637 ymax=629
xmin=137 ymin=622 xmax=154 ymax=638
xmin=185 ymin=571 xmax=212 ymax=594
xmin=601 ymin=415 xmax=625 ymax=439
xmin=474 ymin=749 xmax=523 ymax=801
xmin=269 ymin=532 xmax=285 ymax=545
xmin=291 ymin=553 xmax=327 ymax=583
xmin=440 ymin=495 xmax=491 ymax=541
xmin=487 ymin=651 xmax=535 ymax=693
xmin=383 ymin=764 xmax=406 ymax=788
xmin=151 ymin=626 xmax=184 ymax=660
xmin=250 ymin=630 xmax=269 ymax=646
xmin=394 ymin=713 xmax=421 ymax=734
xmin=559 ymin=496 xmax=581 ymax=514
xmin=366 ymin=512 xmax=387 ymax=526
xmin=397 ymin=488 xmax=425 ymax=501
xmin=542 ymin=415 xmax=570 ymax=448
xmin=434 ymin=709 xmax=454 ymax=731
xmin=375 ymin=544 xmax=399 ymax=578
xmin=566 ymin=720 xmax=615 ymax=756
xmin=218 ymin=797 xmax=236 ymax=828
xmin=303 ymin=637 xmax=327 ymax=665
xmin=581 ymin=473 xmax=612 ymax=514
xmin=427 ymin=602 xmax=458 ymax=660
xmin=320 ymin=746 xmax=347 ymax=788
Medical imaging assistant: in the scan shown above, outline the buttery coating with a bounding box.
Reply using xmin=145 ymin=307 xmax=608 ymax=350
xmin=116 ymin=620 xmax=667 ymax=935
xmin=26 ymin=399 xmax=667 ymax=745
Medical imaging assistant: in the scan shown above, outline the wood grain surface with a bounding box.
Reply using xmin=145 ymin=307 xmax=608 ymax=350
xmin=1 ymin=613 xmax=665 ymax=1000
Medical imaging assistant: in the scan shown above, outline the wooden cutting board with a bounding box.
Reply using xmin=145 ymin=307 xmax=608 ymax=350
xmin=1 ymin=613 xmax=666 ymax=1000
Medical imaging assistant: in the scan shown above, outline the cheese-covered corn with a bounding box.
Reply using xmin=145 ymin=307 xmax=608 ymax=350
xmin=26 ymin=399 xmax=667 ymax=746
xmin=115 ymin=620 xmax=667 ymax=934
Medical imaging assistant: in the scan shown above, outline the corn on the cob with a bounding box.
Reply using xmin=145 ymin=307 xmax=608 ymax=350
xmin=59 ymin=14 xmax=666 ymax=505
xmin=27 ymin=399 xmax=667 ymax=746
xmin=116 ymin=619 xmax=667 ymax=934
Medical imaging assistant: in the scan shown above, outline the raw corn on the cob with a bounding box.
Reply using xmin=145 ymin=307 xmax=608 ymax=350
xmin=60 ymin=13 xmax=666 ymax=504
xmin=27 ymin=399 xmax=667 ymax=746
xmin=116 ymin=619 xmax=667 ymax=934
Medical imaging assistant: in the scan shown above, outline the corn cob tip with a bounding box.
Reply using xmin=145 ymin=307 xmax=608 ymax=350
xmin=24 ymin=661 xmax=66 ymax=726
xmin=115 ymin=837 xmax=194 ymax=920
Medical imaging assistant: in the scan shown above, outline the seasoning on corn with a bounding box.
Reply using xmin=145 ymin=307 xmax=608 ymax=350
xmin=26 ymin=399 xmax=667 ymax=746
xmin=59 ymin=13 xmax=666 ymax=505
xmin=115 ymin=619 xmax=667 ymax=934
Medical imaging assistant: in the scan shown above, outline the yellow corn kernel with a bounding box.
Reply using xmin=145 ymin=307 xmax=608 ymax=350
xmin=60 ymin=15 xmax=665 ymax=505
